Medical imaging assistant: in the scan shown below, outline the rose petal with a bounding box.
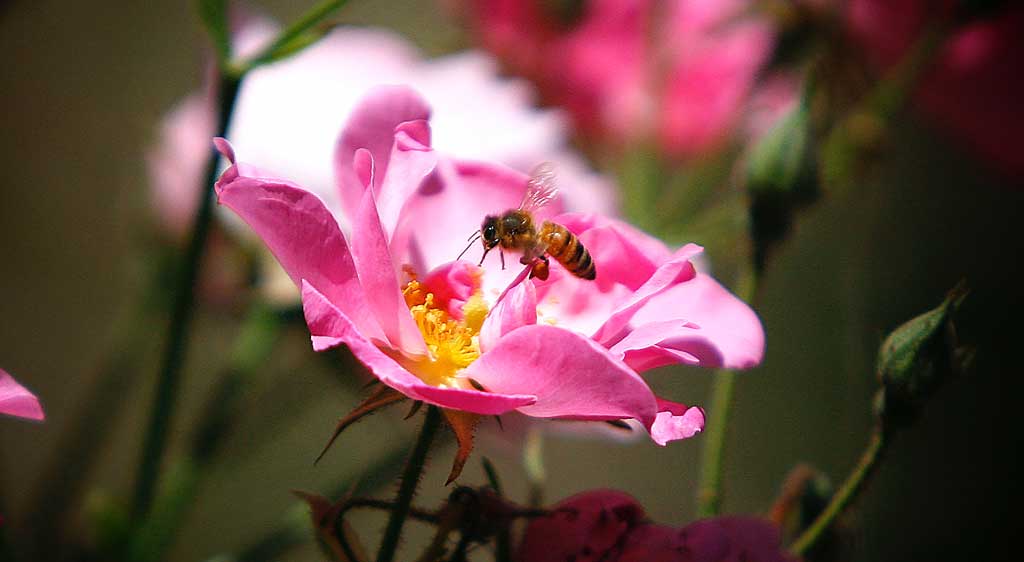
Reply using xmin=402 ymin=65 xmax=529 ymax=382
xmin=590 ymin=244 xmax=702 ymax=345
xmin=650 ymin=398 xmax=705 ymax=446
xmin=421 ymin=261 xmax=484 ymax=321
xmin=479 ymin=280 xmax=537 ymax=353
xmin=630 ymin=273 xmax=765 ymax=370
xmin=214 ymin=141 xmax=383 ymax=341
xmin=302 ymin=281 xmax=535 ymax=414
xmin=466 ymin=325 xmax=692 ymax=445
xmin=0 ymin=369 xmax=44 ymax=421
xmin=335 ymin=85 xmax=432 ymax=222
xmin=350 ymin=188 xmax=427 ymax=355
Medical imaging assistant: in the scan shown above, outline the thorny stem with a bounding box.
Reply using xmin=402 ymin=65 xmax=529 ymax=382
xmin=696 ymin=266 xmax=758 ymax=517
xmin=790 ymin=428 xmax=888 ymax=556
xmin=132 ymin=71 xmax=241 ymax=519
xmin=376 ymin=406 xmax=443 ymax=562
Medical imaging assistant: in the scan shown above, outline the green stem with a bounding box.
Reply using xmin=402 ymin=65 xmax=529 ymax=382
xmin=376 ymin=406 xmax=442 ymax=562
xmin=131 ymin=71 xmax=242 ymax=519
xmin=128 ymin=303 xmax=280 ymax=562
xmin=695 ymin=267 xmax=758 ymax=517
xmin=789 ymin=428 xmax=887 ymax=556
xmin=239 ymin=0 xmax=352 ymax=73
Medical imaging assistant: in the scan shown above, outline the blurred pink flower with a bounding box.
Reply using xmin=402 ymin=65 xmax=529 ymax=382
xmin=0 ymin=369 xmax=44 ymax=421
xmin=847 ymin=1 xmax=1024 ymax=176
xmin=215 ymin=87 xmax=764 ymax=446
xmin=518 ymin=490 xmax=795 ymax=562
xmin=150 ymin=24 xmax=615 ymax=244
xmin=457 ymin=0 xmax=794 ymax=158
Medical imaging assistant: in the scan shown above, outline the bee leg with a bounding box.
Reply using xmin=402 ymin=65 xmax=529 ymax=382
xmin=529 ymin=256 xmax=550 ymax=280
xmin=500 ymin=249 xmax=506 ymax=270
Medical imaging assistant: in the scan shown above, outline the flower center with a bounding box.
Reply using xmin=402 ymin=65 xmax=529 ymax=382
xmin=400 ymin=273 xmax=487 ymax=388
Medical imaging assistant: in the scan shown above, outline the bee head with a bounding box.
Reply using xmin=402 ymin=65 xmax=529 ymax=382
xmin=480 ymin=215 xmax=500 ymax=249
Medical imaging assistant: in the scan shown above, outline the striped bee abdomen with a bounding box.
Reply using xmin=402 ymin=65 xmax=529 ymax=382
xmin=539 ymin=221 xmax=596 ymax=280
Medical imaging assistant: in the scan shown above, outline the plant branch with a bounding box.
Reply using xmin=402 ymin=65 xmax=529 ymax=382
xmin=696 ymin=266 xmax=758 ymax=517
xmin=376 ymin=406 xmax=442 ymax=562
xmin=131 ymin=71 xmax=242 ymax=519
xmin=789 ymin=428 xmax=887 ymax=556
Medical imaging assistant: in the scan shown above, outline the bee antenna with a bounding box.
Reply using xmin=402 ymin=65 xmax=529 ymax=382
xmin=457 ymin=234 xmax=480 ymax=262
xmin=466 ymin=230 xmax=482 ymax=242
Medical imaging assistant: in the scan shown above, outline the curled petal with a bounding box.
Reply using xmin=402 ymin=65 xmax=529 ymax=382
xmin=650 ymin=398 xmax=705 ymax=446
xmin=350 ymin=188 xmax=426 ymax=355
xmin=375 ymin=119 xmax=439 ymax=246
xmin=479 ymin=280 xmax=537 ymax=353
xmin=421 ymin=261 xmax=484 ymax=321
xmin=302 ymin=281 xmax=536 ymax=415
xmin=0 ymin=369 xmax=44 ymax=421
xmin=630 ymin=273 xmax=765 ymax=370
xmin=335 ymin=85 xmax=432 ymax=221
xmin=590 ymin=244 xmax=702 ymax=345
xmin=214 ymin=140 xmax=383 ymax=341
xmin=467 ymin=325 xmax=694 ymax=445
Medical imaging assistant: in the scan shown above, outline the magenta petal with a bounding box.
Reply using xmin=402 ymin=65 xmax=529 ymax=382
xmin=421 ymin=261 xmax=484 ymax=320
xmin=375 ymin=119 xmax=439 ymax=245
xmin=214 ymin=141 xmax=383 ymax=341
xmin=631 ymin=273 xmax=765 ymax=370
xmin=0 ymin=369 xmax=44 ymax=421
xmin=350 ymin=188 xmax=426 ymax=355
xmin=335 ymin=86 xmax=432 ymax=222
xmin=590 ymin=244 xmax=702 ymax=345
xmin=465 ymin=325 xmax=658 ymax=423
xmin=609 ymin=319 xmax=722 ymax=371
xmin=649 ymin=398 xmax=704 ymax=446
xmin=479 ymin=280 xmax=537 ymax=352
xmin=302 ymin=281 xmax=535 ymax=414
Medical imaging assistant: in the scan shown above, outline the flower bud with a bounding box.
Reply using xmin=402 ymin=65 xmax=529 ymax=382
xmin=875 ymin=282 xmax=972 ymax=426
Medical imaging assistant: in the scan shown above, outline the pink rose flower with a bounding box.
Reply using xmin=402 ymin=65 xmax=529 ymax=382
xmin=0 ymin=369 xmax=44 ymax=421
xmin=847 ymin=0 xmax=1024 ymax=176
xmin=456 ymin=0 xmax=795 ymax=158
xmin=215 ymin=87 xmax=764 ymax=449
xmin=518 ymin=490 xmax=795 ymax=562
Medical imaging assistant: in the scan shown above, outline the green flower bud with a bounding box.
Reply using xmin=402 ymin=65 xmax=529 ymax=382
xmin=876 ymin=282 xmax=972 ymax=426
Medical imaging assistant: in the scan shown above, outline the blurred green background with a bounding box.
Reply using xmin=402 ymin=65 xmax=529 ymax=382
xmin=1 ymin=1 xmax=1022 ymax=561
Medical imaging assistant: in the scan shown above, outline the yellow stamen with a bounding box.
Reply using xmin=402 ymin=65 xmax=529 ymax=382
xmin=400 ymin=269 xmax=487 ymax=388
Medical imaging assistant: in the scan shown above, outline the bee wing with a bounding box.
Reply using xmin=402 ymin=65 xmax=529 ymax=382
xmin=519 ymin=162 xmax=558 ymax=212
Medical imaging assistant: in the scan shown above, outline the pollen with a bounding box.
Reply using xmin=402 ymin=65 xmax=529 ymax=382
xmin=400 ymin=270 xmax=487 ymax=388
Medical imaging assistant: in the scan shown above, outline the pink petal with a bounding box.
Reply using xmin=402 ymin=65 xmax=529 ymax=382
xmin=590 ymin=244 xmax=702 ymax=345
xmin=214 ymin=140 xmax=383 ymax=341
xmin=335 ymin=85 xmax=432 ymax=222
xmin=650 ymin=398 xmax=705 ymax=446
xmin=375 ymin=119 xmax=440 ymax=248
xmin=630 ymin=273 xmax=765 ymax=370
xmin=350 ymin=188 xmax=426 ymax=355
xmin=302 ymin=281 xmax=535 ymax=414
xmin=479 ymin=280 xmax=537 ymax=353
xmin=609 ymin=319 xmax=720 ymax=371
xmin=466 ymin=326 xmax=692 ymax=445
xmin=0 ymin=369 xmax=44 ymax=422
xmin=421 ymin=261 xmax=484 ymax=321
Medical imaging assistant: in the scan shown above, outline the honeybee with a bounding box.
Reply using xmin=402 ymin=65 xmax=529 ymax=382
xmin=458 ymin=163 xmax=596 ymax=281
